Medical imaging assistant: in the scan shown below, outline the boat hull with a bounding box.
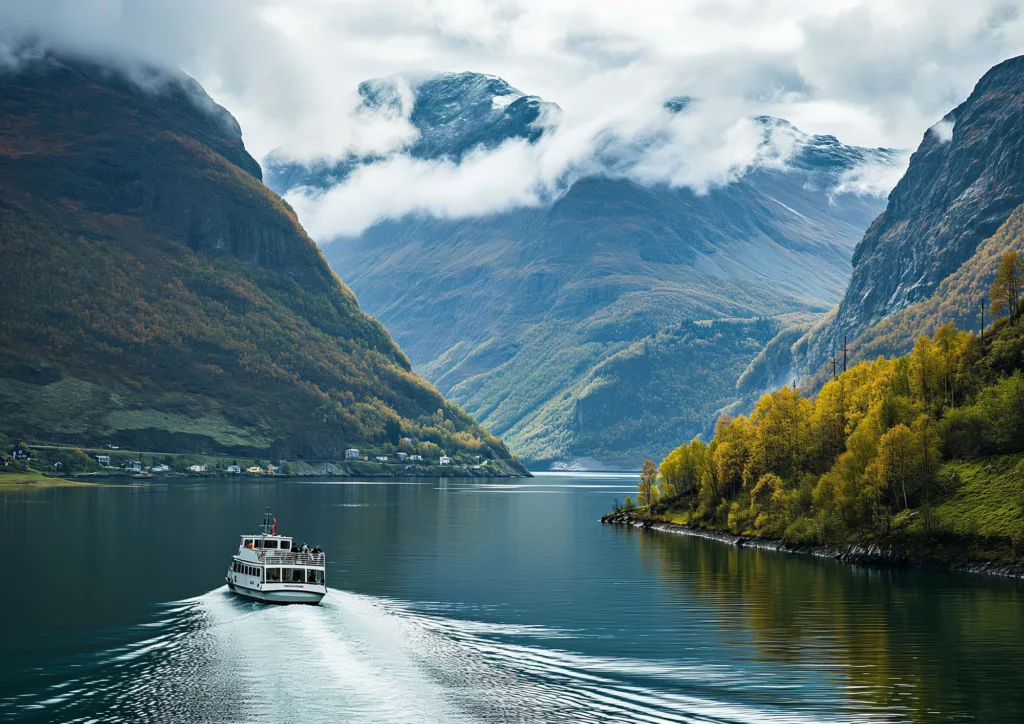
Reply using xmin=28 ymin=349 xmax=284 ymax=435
xmin=226 ymin=577 xmax=326 ymax=605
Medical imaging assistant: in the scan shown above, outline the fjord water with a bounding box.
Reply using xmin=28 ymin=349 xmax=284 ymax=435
xmin=3 ymin=475 xmax=1023 ymax=722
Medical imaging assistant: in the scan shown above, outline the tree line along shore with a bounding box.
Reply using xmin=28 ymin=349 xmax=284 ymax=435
xmin=608 ymin=253 xmax=1024 ymax=570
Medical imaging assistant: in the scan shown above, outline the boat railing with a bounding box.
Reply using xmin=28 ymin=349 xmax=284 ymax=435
xmin=257 ymin=551 xmax=326 ymax=566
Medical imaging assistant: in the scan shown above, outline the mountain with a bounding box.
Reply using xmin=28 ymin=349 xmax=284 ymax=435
xmin=746 ymin=55 xmax=1024 ymax=392
xmin=265 ymin=72 xmax=560 ymax=192
xmin=266 ymin=72 xmax=899 ymax=469
xmin=0 ymin=54 xmax=522 ymax=471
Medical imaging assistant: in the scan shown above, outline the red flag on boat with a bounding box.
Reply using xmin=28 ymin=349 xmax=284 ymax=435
xmin=272 ymin=518 xmax=277 ymax=535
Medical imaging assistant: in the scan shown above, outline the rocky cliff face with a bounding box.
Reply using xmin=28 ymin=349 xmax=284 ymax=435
xmin=802 ymin=55 xmax=1024 ymax=373
xmin=3 ymin=56 xmax=338 ymax=287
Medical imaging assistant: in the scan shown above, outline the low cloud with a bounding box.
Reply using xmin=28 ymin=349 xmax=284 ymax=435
xmin=831 ymin=152 xmax=912 ymax=198
xmin=929 ymin=118 xmax=956 ymax=143
xmin=284 ymin=98 xmax=819 ymax=238
xmin=287 ymin=140 xmax=554 ymax=238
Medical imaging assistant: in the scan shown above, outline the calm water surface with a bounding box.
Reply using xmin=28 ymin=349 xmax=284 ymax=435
xmin=2 ymin=473 xmax=1023 ymax=722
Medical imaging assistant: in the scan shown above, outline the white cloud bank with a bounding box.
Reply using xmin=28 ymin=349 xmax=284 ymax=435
xmin=1 ymin=0 xmax=1023 ymax=238
xmin=286 ymin=101 xmax=816 ymax=238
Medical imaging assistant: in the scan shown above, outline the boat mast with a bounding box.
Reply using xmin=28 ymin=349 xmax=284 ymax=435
xmin=261 ymin=506 xmax=272 ymax=543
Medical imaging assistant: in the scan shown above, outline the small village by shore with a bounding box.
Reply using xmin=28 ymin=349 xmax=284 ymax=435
xmin=0 ymin=434 xmax=528 ymax=484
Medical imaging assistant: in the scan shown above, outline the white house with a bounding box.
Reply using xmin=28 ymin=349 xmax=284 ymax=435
xmin=226 ymin=464 xmax=241 ymax=474
xmin=439 ymin=455 xmax=451 ymax=466
xmin=345 ymin=448 xmax=360 ymax=460
xmin=397 ymin=452 xmax=408 ymax=460
xmin=124 ymin=459 xmax=143 ymax=473
xmin=152 ymin=464 xmax=170 ymax=473
xmin=95 ymin=454 xmax=111 ymax=466
xmin=375 ymin=455 xmax=388 ymax=462
xmin=188 ymin=464 xmax=206 ymax=473
xmin=409 ymin=454 xmax=423 ymax=462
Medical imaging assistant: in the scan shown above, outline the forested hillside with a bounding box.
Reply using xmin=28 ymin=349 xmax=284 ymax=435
xmin=627 ymin=263 xmax=1024 ymax=562
xmin=0 ymin=55 xmax=519 ymax=468
xmin=508 ymin=318 xmax=790 ymax=467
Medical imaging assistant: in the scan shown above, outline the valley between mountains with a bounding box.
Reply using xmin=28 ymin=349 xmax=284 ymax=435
xmin=268 ymin=72 xmax=902 ymax=469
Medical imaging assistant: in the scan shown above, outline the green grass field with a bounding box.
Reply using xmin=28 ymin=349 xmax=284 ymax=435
xmin=0 ymin=469 xmax=98 ymax=488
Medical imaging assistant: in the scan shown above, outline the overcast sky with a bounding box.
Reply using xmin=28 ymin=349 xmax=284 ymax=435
xmin=3 ymin=0 xmax=1024 ymax=236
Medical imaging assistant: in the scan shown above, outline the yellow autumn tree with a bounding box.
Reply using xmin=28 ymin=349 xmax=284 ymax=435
xmin=990 ymin=251 xmax=1023 ymax=323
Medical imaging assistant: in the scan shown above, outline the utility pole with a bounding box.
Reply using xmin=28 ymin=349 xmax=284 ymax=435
xmin=980 ymin=298 xmax=985 ymax=342
xmin=843 ymin=335 xmax=847 ymax=373
xmin=832 ymin=357 xmax=837 ymax=381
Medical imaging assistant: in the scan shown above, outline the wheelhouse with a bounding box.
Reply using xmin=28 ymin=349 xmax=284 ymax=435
xmin=240 ymin=535 xmax=292 ymax=551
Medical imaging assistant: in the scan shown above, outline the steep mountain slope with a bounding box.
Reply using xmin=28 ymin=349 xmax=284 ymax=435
xmin=767 ymin=55 xmax=1024 ymax=389
xmin=267 ymin=73 xmax=897 ymax=468
xmin=0 ymin=55 xmax=519 ymax=468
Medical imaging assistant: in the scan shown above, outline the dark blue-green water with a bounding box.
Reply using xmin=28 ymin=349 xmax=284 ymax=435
xmin=2 ymin=473 xmax=1023 ymax=722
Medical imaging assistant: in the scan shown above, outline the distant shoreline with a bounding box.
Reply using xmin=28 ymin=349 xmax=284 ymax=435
xmin=601 ymin=511 xmax=1024 ymax=581
xmin=66 ymin=467 xmax=531 ymax=482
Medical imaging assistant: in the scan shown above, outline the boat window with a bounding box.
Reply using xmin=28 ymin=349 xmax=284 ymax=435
xmin=264 ymin=540 xmax=278 ymax=549
xmin=244 ymin=539 xmax=253 ymax=549
xmin=267 ymin=567 xmax=281 ymax=582
xmin=280 ymin=539 xmax=290 ymax=549
xmin=285 ymin=567 xmax=305 ymax=583
xmin=307 ymin=569 xmax=323 ymax=584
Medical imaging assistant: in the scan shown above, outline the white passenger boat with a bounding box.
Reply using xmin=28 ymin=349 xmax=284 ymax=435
xmin=225 ymin=508 xmax=327 ymax=605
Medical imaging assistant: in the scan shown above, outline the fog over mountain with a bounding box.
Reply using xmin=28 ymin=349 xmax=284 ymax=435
xmin=267 ymin=73 xmax=901 ymax=468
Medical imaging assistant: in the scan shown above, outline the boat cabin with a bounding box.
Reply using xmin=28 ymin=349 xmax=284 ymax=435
xmin=234 ymin=533 xmax=326 ymax=585
xmin=240 ymin=535 xmax=292 ymax=552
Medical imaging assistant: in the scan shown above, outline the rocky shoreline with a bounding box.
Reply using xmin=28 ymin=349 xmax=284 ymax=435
xmin=601 ymin=511 xmax=1024 ymax=581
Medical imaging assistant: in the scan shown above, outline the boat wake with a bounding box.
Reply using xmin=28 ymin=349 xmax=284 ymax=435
xmin=8 ymin=588 xmax=846 ymax=723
